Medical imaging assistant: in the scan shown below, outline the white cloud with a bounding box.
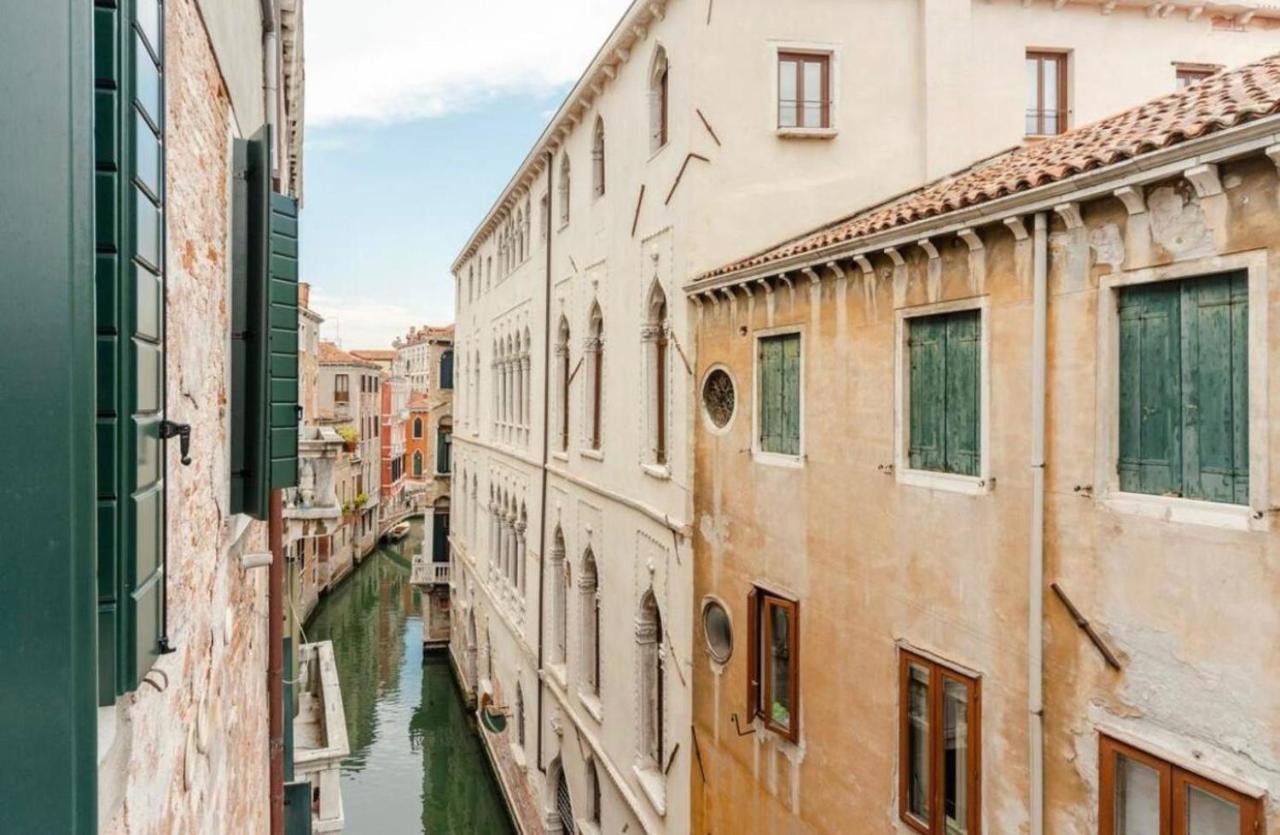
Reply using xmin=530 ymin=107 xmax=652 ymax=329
xmin=310 ymin=290 xmax=450 ymax=350
xmin=306 ymin=0 xmax=634 ymax=125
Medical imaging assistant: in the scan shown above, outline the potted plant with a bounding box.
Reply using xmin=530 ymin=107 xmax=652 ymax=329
xmin=337 ymin=425 xmax=358 ymax=452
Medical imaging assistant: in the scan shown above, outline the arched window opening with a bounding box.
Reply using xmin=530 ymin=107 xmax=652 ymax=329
xmin=413 ymin=450 xmax=423 ymax=479
xmin=515 ymin=684 xmax=526 ymax=749
xmin=646 ymin=284 xmax=669 ymax=465
xmin=551 ymin=527 xmax=567 ymax=666
xmin=557 ymin=316 xmax=571 ymax=452
xmin=436 ymin=417 xmax=453 ymax=474
xmin=440 ymin=349 xmax=454 ymax=390
xmin=637 ymin=591 xmax=664 ymax=767
xmin=517 ymin=503 xmax=527 ymax=596
xmin=592 ymin=117 xmax=606 ymax=198
xmin=587 ymin=303 xmax=604 ymax=450
xmin=431 ymin=497 xmax=449 ymax=561
xmin=580 ymin=549 xmax=600 ymax=697
xmin=554 ymin=760 xmax=574 ymax=834
xmin=515 ymin=207 xmax=525 ymax=264
xmin=413 ymin=417 xmax=423 ymax=439
xmin=650 ymin=47 xmax=669 ymax=152
xmin=588 ymin=759 xmax=602 ymax=826
xmin=559 ymin=155 xmax=571 ymax=226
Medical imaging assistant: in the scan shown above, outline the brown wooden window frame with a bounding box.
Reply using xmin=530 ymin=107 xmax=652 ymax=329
xmin=746 ymin=588 xmax=800 ymax=743
xmin=1099 ymin=735 xmax=1262 ymax=835
xmin=334 ymin=373 xmax=349 ymax=404
xmin=1175 ymin=62 xmax=1220 ymax=90
xmin=1026 ymin=50 xmax=1069 ymax=137
xmin=777 ymin=51 xmax=831 ymax=130
xmin=898 ymin=650 xmax=982 ymax=835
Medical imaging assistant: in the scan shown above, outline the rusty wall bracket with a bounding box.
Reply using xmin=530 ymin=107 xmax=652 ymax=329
xmin=729 ymin=712 xmax=756 ymax=737
xmin=1051 ymin=582 xmax=1123 ymax=671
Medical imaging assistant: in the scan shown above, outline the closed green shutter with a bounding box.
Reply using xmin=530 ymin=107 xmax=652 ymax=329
xmin=1121 ymin=273 xmax=1248 ymax=503
xmin=230 ymin=130 xmax=300 ymax=518
xmin=440 ymin=349 xmax=454 ymax=389
xmin=95 ymin=0 xmax=166 ymax=702
xmin=759 ymin=334 xmax=801 ymax=455
xmin=908 ymin=310 xmax=980 ymax=477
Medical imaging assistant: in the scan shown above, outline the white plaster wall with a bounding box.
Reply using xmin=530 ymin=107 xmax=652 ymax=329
xmin=195 ymin=0 xmax=266 ymax=136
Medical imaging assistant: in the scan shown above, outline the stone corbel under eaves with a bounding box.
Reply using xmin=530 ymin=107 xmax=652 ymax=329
xmin=1184 ymin=163 xmax=1223 ymax=198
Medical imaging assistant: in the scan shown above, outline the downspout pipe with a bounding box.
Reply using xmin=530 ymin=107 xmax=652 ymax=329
xmin=268 ymin=490 xmax=285 ymax=835
xmin=1029 ymin=211 xmax=1048 ymax=835
xmin=535 ymin=151 xmax=554 ymax=773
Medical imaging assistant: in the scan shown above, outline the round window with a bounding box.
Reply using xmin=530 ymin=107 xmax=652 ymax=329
xmin=702 ymin=368 xmax=736 ymax=429
xmin=702 ymin=599 xmax=733 ymax=664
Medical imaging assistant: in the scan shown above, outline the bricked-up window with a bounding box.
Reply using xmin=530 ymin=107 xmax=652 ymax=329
xmin=650 ymin=46 xmax=670 ymax=152
xmin=1026 ymin=50 xmax=1068 ymax=136
xmin=747 ymin=589 xmax=798 ymax=742
xmin=899 ymin=651 xmax=980 ymax=835
xmin=778 ymin=52 xmax=831 ymax=129
xmin=335 ymin=374 xmax=349 ymax=403
xmin=637 ymin=591 xmax=665 ymax=767
xmin=1099 ymin=735 xmax=1262 ymax=834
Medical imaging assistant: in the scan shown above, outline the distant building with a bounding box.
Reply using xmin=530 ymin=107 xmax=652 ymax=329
xmin=318 ymin=342 xmax=382 ymax=575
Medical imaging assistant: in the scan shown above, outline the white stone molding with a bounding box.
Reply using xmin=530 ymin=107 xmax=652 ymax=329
xmin=1185 ymin=163 xmax=1223 ymax=198
xmin=1054 ymin=202 xmax=1084 ymax=230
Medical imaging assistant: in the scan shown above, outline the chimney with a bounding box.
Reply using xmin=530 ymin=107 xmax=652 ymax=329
xmin=298 ymin=281 xmax=311 ymax=310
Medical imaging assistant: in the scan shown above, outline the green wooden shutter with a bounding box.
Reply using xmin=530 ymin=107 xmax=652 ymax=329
xmin=95 ymin=0 xmax=166 ymax=701
xmin=230 ymin=130 xmax=300 ymax=517
xmin=759 ymin=334 xmax=801 ymax=455
xmin=1181 ymin=272 xmax=1248 ymax=503
xmin=944 ymin=311 xmax=981 ymax=477
xmin=268 ymin=192 xmax=300 ymax=489
xmin=1118 ymin=283 xmax=1183 ymax=496
xmin=908 ymin=317 xmax=946 ymax=472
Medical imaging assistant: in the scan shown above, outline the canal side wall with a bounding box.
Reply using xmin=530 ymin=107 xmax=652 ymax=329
xmin=97 ymin=1 xmax=274 ymax=831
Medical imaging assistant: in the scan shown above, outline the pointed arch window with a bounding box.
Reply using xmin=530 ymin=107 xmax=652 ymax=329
xmin=413 ymin=417 xmax=423 ymax=438
xmin=592 ymin=117 xmax=606 ymax=198
xmin=550 ymin=527 xmax=567 ymax=667
xmin=588 ymin=759 xmax=602 ymax=826
xmin=637 ymin=591 xmax=665 ymax=768
xmin=557 ymin=316 xmax=571 ymax=452
xmin=650 ymin=47 xmax=670 ymax=152
xmin=554 ymin=760 xmax=574 ymax=834
xmin=412 ymin=450 xmax=423 ymax=478
xmin=580 ymin=549 xmax=600 ymax=697
xmin=515 ymin=683 xmax=526 ymax=749
xmin=587 ymin=303 xmax=604 ymax=450
xmin=645 ymin=285 xmax=670 ymax=465
xmin=559 ymin=155 xmax=571 ymax=226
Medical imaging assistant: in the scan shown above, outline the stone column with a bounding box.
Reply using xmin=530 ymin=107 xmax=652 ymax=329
xmin=514 ymin=521 xmax=527 ymax=599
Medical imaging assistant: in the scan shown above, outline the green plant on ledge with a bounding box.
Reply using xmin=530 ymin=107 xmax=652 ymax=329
xmin=341 ymin=499 xmax=355 ymax=516
xmin=337 ymin=425 xmax=358 ymax=450
xmin=354 ymin=492 xmax=369 ymax=508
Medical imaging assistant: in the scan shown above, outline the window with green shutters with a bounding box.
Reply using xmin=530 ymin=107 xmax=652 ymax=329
xmin=230 ymin=128 xmax=301 ymax=520
xmin=758 ymin=333 xmax=802 ymax=456
xmin=94 ymin=0 xmax=168 ymax=703
xmin=907 ymin=310 xmax=981 ymax=477
xmin=1118 ymin=272 xmax=1248 ymax=504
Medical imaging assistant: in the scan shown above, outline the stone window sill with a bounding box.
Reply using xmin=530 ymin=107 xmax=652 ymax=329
xmin=580 ymin=448 xmax=604 ymax=462
xmin=776 ymin=126 xmax=837 ymax=140
xmin=633 ymin=763 xmax=667 ymax=816
xmin=1101 ymin=491 xmax=1263 ymax=532
xmin=642 ymin=463 xmax=671 ymax=481
xmin=552 ymin=451 xmax=569 ymax=463
xmin=897 ymin=468 xmax=990 ymax=496
xmin=752 ymin=450 xmax=804 ymax=469
xmin=578 ymin=691 xmax=603 ymax=723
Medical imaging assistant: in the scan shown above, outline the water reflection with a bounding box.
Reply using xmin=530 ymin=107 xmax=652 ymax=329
xmin=306 ymin=517 xmax=514 ymax=834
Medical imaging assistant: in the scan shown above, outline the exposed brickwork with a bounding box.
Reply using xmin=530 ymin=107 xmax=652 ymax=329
xmin=101 ymin=1 xmax=271 ymax=831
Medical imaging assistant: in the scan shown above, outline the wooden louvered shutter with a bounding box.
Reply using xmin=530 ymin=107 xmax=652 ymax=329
xmin=268 ymin=192 xmax=300 ymax=489
xmin=908 ymin=317 xmax=946 ymax=473
xmin=746 ymin=588 xmax=760 ymax=719
xmin=1118 ymin=284 xmax=1182 ymax=496
xmin=96 ymin=0 xmax=167 ymax=701
xmin=1180 ymin=271 xmax=1248 ymax=504
xmin=780 ymin=334 xmax=802 ymax=455
xmin=944 ymin=311 xmax=981 ymax=477
xmin=759 ymin=337 xmax=782 ymax=452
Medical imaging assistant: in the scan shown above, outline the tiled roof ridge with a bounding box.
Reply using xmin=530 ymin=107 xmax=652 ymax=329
xmin=318 ymin=341 xmax=380 ymax=368
xmin=699 ymin=52 xmax=1280 ymax=282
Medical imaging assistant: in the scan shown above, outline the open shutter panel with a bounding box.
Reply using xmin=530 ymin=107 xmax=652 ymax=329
xmin=1181 ymin=272 xmax=1248 ymax=504
xmin=268 ymin=192 xmax=300 ymax=489
xmin=759 ymin=339 xmax=779 ymax=451
xmin=746 ymin=588 xmax=760 ymax=720
xmin=944 ymin=311 xmax=981 ymax=477
xmin=781 ymin=335 xmax=801 ymax=456
xmin=95 ymin=0 xmax=166 ymax=700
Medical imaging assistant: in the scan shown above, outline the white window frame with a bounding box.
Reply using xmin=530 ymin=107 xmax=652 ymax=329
xmin=751 ymin=325 xmax=805 ymax=468
xmin=1094 ymin=249 xmax=1270 ymax=531
xmin=894 ymin=297 xmax=992 ymax=495
xmin=768 ymin=40 xmax=840 ymax=139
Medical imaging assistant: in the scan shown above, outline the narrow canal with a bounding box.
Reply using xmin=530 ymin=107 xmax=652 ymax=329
xmin=305 ymin=516 xmax=515 ymax=834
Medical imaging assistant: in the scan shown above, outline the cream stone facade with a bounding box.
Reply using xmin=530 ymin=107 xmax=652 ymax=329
xmin=687 ymin=57 xmax=1280 ymax=835
xmin=449 ymin=1 xmax=1280 ymax=833
xmin=317 ymin=345 xmax=382 ymax=576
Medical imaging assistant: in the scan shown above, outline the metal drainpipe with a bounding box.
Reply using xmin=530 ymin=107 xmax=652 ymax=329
xmin=535 ymin=151 xmax=554 ymax=774
xmin=269 ymin=489 xmax=285 ymax=835
xmin=1029 ymin=211 xmax=1048 ymax=835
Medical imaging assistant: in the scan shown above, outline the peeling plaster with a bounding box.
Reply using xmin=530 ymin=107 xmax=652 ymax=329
xmin=1148 ymin=185 xmax=1216 ymax=260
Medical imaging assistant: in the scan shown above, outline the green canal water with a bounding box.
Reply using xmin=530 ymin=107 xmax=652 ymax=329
xmin=305 ymin=516 xmax=515 ymax=835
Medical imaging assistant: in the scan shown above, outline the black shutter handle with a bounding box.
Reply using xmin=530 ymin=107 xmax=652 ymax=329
xmin=161 ymin=420 xmax=193 ymax=466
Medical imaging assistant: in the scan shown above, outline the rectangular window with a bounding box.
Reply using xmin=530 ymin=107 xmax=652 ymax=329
xmin=778 ymin=52 xmax=830 ymax=129
xmin=1099 ymin=735 xmax=1261 ymax=834
xmin=1118 ymin=272 xmax=1248 ymax=504
xmin=1175 ymin=63 xmax=1219 ymax=90
xmin=758 ymin=333 xmax=802 ymax=456
xmin=747 ymin=589 xmax=799 ymax=742
xmin=907 ymin=310 xmax=981 ymax=477
xmin=899 ymin=651 xmax=980 ymax=835
xmin=1026 ymin=50 xmax=1068 ymax=136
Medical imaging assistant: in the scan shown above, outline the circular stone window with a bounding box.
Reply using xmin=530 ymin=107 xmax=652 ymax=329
xmin=702 ymin=599 xmax=733 ymax=664
xmin=702 ymin=368 xmax=736 ymax=430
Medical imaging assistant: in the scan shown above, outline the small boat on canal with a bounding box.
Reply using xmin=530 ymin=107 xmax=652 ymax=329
xmin=384 ymin=521 xmax=411 ymax=541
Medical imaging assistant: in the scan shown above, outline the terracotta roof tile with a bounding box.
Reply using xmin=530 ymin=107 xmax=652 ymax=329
xmin=699 ymin=53 xmax=1280 ymax=282
xmin=350 ymin=349 xmax=396 ymax=361
xmin=318 ymin=341 xmax=379 ymax=368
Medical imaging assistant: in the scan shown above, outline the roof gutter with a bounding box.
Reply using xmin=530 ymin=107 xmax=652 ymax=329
xmin=685 ymin=114 xmax=1280 ymax=294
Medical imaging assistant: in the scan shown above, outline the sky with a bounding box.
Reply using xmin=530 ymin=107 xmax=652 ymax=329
xmin=300 ymin=0 xmax=633 ymax=350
